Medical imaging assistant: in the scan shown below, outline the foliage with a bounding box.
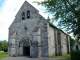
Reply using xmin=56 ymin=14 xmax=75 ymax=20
xmin=35 ymin=0 xmax=80 ymax=39
xmin=71 ymin=50 xmax=80 ymax=60
xmin=0 ymin=40 xmax=8 ymax=52
xmin=0 ymin=52 xmax=9 ymax=58
xmin=70 ymin=37 xmax=80 ymax=50
xmin=0 ymin=41 xmax=2 ymax=51
xmin=70 ymin=37 xmax=75 ymax=50
xmin=49 ymin=54 xmax=70 ymax=58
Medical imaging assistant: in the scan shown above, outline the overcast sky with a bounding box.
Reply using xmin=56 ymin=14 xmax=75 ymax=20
xmin=0 ymin=0 xmax=51 ymax=41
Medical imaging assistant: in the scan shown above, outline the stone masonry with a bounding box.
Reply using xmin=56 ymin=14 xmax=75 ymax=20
xmin=8 ymin=1 xmax=70 ymax=58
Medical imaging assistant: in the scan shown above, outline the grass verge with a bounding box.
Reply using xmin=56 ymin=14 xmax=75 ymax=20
xmin=49 ymin=54 xmax=70 ymax=58
xmin=0 ymin=52 xmax=10 ymax=58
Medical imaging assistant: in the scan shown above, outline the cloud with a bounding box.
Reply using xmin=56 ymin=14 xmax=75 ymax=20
xmin=0 ymin=0 xmax=48 ymax=41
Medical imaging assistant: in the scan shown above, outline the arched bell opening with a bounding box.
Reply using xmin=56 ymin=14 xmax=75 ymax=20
xmin=27 ymin=10 xmax=30 ymax=19
xmin=22 ymin=12 xmax=25 ymax=20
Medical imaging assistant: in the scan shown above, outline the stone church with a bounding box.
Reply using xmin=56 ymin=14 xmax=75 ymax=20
xmin=8 ymin=1 xmax=70 ymax=58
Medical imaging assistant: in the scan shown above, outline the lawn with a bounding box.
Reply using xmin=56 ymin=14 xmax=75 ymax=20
xmin=49 ymin=54 xmax=70 ymax=58
xmin=0 ymin=52 xmax=10 ymax=58
xmin=0 ymin=52 xmax=70 ymax=58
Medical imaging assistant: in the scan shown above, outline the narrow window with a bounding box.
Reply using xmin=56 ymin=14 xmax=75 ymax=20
xmin=27 ymin=10 xmax=30 ymax=19
xmin=24 ymin=26 xmax=27 ymax=30
xmin=76 ymin=45 xmax=79 ymax=50
xmin=22 ymin=12 xmax=25 ymax=20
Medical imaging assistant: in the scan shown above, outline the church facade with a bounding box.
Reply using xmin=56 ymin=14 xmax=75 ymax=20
xmin=8 ymin=1 xmax=70 ymax=58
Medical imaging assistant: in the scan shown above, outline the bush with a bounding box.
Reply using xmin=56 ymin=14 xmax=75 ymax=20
xmin=12 ymin=54 xmax=18 ymax=57
xmin=71 ymin=50 xmax=80 ymax=60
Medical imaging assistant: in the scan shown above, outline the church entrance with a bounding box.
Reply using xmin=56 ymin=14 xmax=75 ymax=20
xmin=23 ymin=41 xmax=30 ymax=56
xmin=23 ymin=47 xmax=30 ymax=56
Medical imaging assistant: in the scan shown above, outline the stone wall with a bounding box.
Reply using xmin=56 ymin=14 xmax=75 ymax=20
xmin=8 ymin=1 xmax=50 ymax=56
xmin=9 ymin=1 xmax=41 ymax=27
xmin=48 ymin=25 xmax=55 ymax=56
xmin=9 ymin=18 xmax=41 ymax=56
xmin=47 ymin=24 xmax=70 ymax=56
xmin=60 ymin=31 xmax=67 ymax=55
xmin=40 ymin=20 xmax=49 ymax=57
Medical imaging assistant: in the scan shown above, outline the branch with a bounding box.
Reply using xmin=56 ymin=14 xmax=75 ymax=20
xmin=66 ymin=0 xmax=76 ymax=13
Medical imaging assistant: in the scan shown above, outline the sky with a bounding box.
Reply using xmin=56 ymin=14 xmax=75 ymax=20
xmin=0 ymin=0 xmax=54 ymax=41
xmin=0 ymin=0 xmax=74 ymax=41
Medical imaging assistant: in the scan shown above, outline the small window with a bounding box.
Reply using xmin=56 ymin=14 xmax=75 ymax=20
xmin=76 ymin=45 xmax=79 ymax=50
xmin=22 ymin=12 xmax=25 ymax=20
xmin=27 ymin=10 xmax=30 ymax=19
xmin=24 ymin=26 xmax=27 ymax=30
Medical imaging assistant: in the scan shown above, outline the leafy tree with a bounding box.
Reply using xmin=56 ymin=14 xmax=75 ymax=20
xmin=35 ymin=0 xmax=80 ymax=39
xmin=70 ymin=37 xmax=75 ymax=50
xmin=1 ymin=40 xmax=8 ymax=52
xmin=0 ymin=41 xmax=2 ymax=51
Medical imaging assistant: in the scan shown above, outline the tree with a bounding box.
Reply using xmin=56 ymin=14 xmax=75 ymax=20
xmin=35 ymin=0 xmax=80 ymax=39
xmin=70 ymin=37 xmax=75 ymax=50
xmin=0 ymin=41 xmax=2 ymax=51
xmin=1 ymin=40 xmax=8 ymax=52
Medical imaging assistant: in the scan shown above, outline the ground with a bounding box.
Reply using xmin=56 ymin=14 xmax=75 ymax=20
xmin=0 ymin=52 xmax=71 ymax=60
xmin=0 ymin=57 xmax=71 ymax=60
xmin=0 ymin=52 xmax=9 ymax=58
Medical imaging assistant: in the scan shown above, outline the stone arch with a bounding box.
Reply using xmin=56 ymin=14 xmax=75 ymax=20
xmin=19 ymin=37 xmax=31 ymax=56
xmin=19 ymin=37 xmax=31 ymax=47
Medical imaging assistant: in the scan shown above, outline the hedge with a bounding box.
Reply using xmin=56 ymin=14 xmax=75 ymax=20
xmin=71 ymin=50 xmax=80 ymax=60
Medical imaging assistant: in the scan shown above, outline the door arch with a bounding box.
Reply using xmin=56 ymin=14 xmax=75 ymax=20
xmin=19 ymin=37 xmax=31 ymax=56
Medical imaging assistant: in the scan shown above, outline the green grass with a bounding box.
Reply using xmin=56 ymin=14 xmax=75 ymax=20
xmin=49 ymin=54 xmax=70 ymax=58
xmin=0 ymin=52 xmax=10 ymax=58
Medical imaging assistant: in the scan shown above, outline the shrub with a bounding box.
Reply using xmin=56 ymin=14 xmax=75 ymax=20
xmin=71 ymin=50 xmax=80 ymax=60
xmin=12 ymin=54 xmax=18 ymax=57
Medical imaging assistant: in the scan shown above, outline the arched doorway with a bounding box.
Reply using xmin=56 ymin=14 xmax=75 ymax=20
xmin=23 ymin=41 xmax=30 ymax=56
